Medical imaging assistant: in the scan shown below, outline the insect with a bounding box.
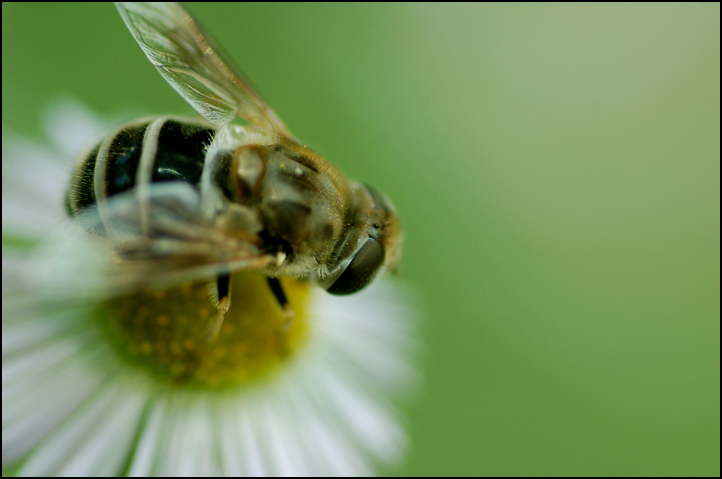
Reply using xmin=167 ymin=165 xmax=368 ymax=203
xmin=65 ymin=2 xmax=401 ymax=337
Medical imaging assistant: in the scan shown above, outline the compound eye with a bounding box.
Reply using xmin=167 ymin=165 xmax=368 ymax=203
xmin=326 ymin=238 xmax=385 ymax=295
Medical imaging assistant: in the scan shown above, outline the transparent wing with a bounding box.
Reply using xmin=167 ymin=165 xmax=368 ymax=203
xmin=53 ymin=182 xmax=275 ymax=304
xmin=115 ymin=2 xmax=291 ymax=136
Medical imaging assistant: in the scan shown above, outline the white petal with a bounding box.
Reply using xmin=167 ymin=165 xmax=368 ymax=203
xmin=43 ymin=99 xmax=109 ymax=161
xmin=127 ymin=395 xmax=167 ymax=477
xmin=174 ymin=396 xmax=220 ymax=477
xmin=17 ymin=375 xmax=143 ymax=476
xmin=2 ymin=332 xmax=85 ymax=391
xmin=242 ymin=391 xmax=279 ymax=476
xmin=2 ymin=309 xmax=80 ymax=357
xmin=2 ymin=140 xmax=70 ymax=239
xmin=219 ymin=394 xmax=269 ymax=476
xmin=305 ymin=359 xmax=406 ymax=466
xmin=215 ymin=396 xmax=243 ymax=476
xmin=258 ymin=383 xmax=310 ymax=477
xmin=283 ymin=375 xmax=370 ymax=476
xmin=57 ymin=381 xmax=148 ymax=476
xmin=316 ymin=284 xmax=419 ymax=395
xmin=153 ymin=396 xmax=186 ymax=476
xmin=2 ymin=252 xmax=25 ymax=295
xmin=2 ymin=343 xmax=108 ymax=463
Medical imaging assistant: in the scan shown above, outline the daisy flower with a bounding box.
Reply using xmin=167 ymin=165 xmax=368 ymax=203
xmin=2 ymin=101 xmax=418 ymax=476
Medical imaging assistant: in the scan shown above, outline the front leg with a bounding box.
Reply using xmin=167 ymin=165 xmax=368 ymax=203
xmin=266 ymin=277 xmax=295 ymax=325
xmin=204 ymin=273 xmax=231 ymax=341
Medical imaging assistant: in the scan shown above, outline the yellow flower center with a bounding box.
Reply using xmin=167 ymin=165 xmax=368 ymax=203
xmin=99 ymin=272 xmax=311 ymax=389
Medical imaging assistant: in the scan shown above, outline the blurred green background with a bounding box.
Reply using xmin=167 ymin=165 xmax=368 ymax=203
xmin=3 ymin=3 xmax=719 ymax=476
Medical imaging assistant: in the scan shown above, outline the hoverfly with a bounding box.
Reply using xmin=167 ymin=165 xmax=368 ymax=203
xmin=65 ymin=3 xmax=401 ymax=337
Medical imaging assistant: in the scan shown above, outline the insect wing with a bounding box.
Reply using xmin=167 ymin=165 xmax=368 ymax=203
xmin=116 ymin=2 xmax=291 ymax=136
xmin=4 ymin=223 xmax=270 ymax=320
xmin=81 ymin=182 xmax=274 ymax=295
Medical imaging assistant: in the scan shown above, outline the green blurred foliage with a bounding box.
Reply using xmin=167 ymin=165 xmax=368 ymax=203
xmin=3 ymin=3 xmax=719 ymax=476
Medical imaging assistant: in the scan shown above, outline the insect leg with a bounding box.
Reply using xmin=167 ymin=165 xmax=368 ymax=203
xmin=205 ymin=273 xmax=231 ymax=341
xmin=266 ymin=277 xmax=295 ymax=325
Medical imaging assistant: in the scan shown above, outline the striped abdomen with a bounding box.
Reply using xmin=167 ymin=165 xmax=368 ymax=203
xmin=66 ymin=117 xmax=216 ymax=235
